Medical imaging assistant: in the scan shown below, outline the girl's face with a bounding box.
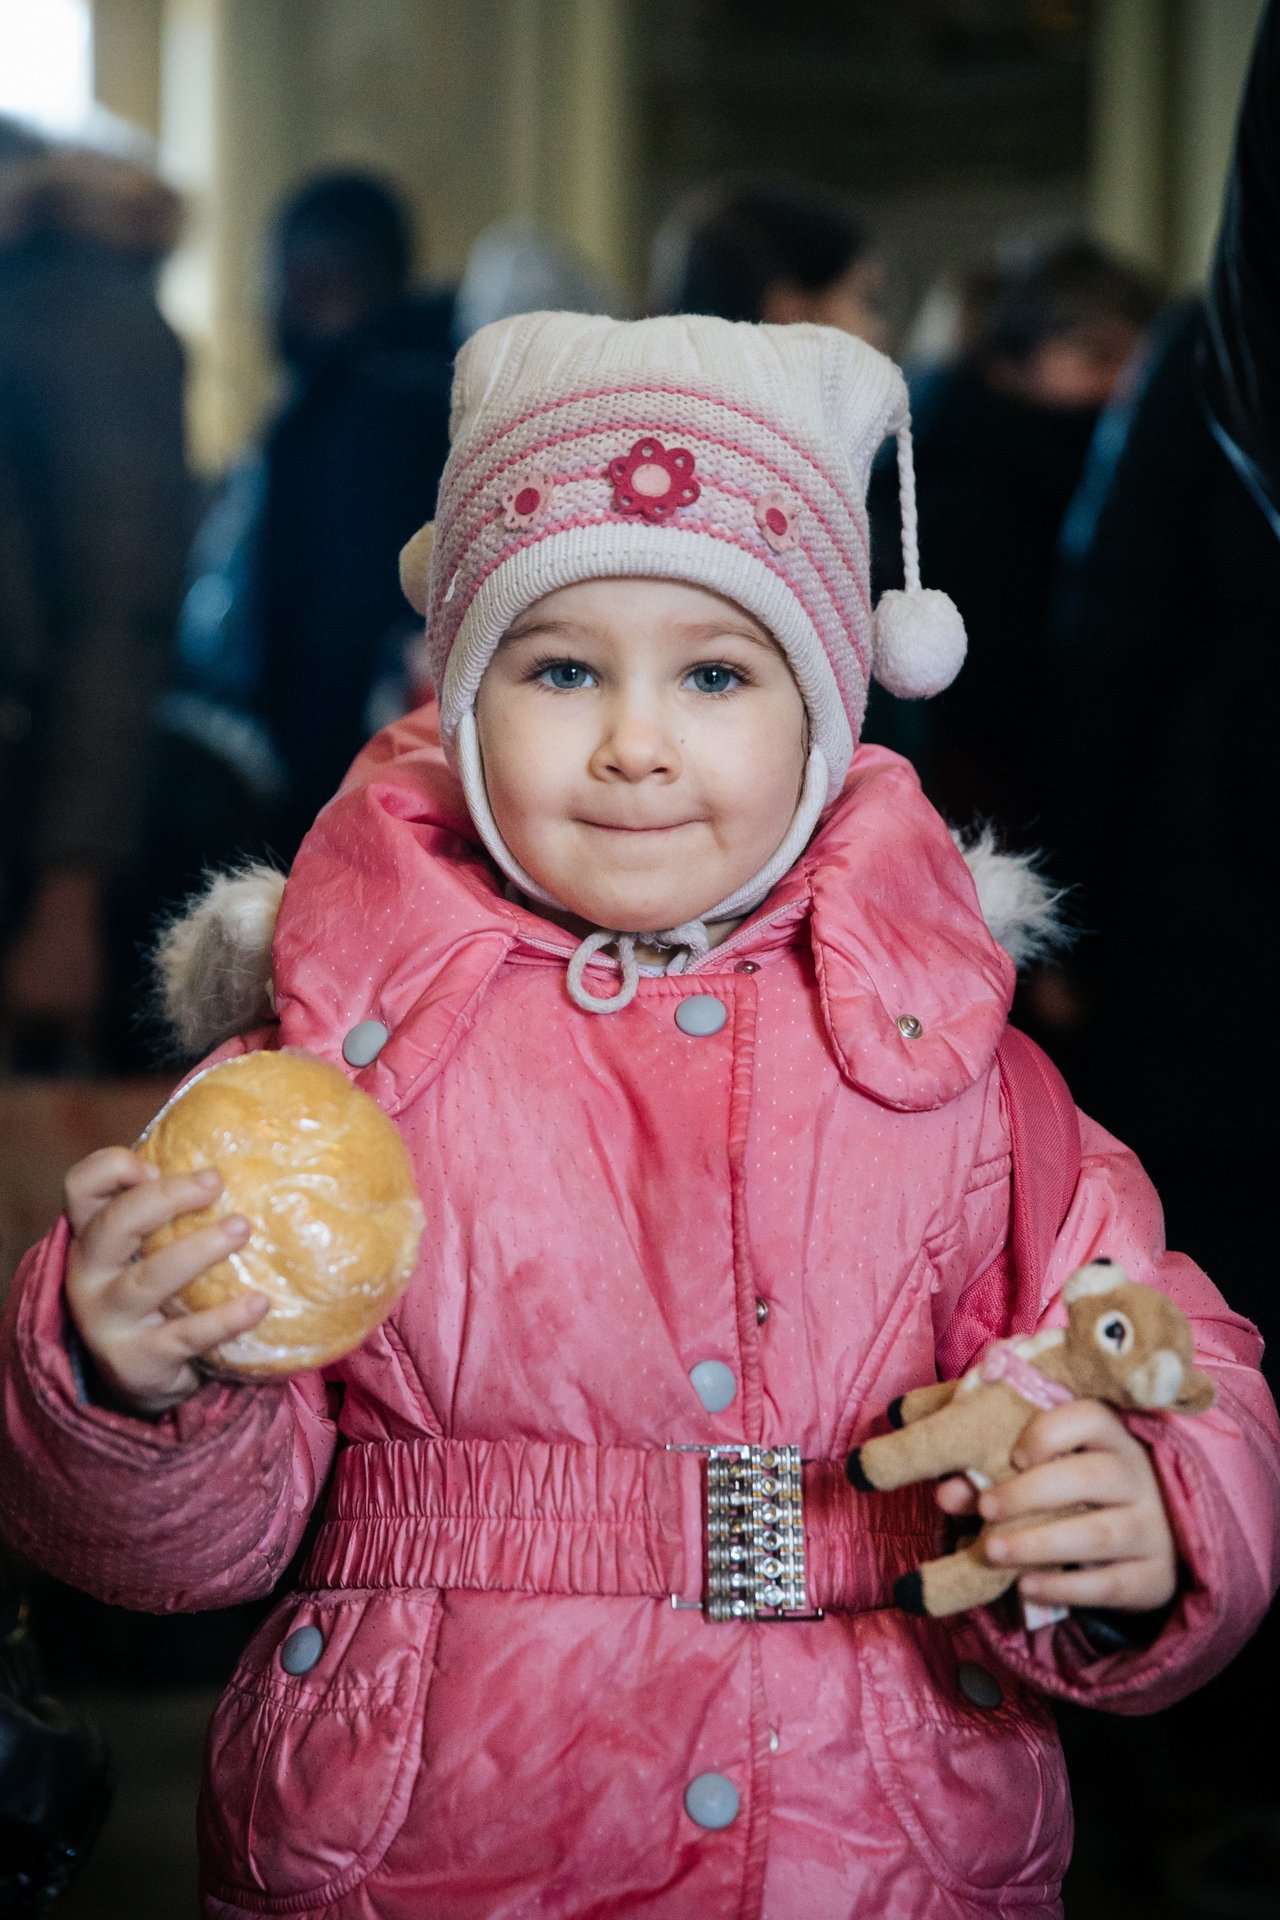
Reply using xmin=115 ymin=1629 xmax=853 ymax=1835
xmin=474 ymin=578 xmax=808 ymax=933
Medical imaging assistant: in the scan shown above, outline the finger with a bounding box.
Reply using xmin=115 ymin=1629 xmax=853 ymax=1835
xmin=1019 ymin=1562 xmax=1177 ymax=1612
xmin=935 ymin=1476 xmax=980 ymax=1516
xmin=65 ymin=1148 xmax=159 ymax=1236
xmin=986 ymin=1506 xmax=1157 ymax=1570
xmin=1013 ymin=1399 xmax=1137 ymax=1470
xmin=160 ymin=1289 xmax=271 ymax=1362
xmin=77 ymin=1288 xmax=270 ymax=1416
xmin=75 ymin=1169 xmax=223 ymax=1277
xmin=979 ymin=1452 xmax=1141 ymax=1524
xmin=115 ymin=1216 xmax=252 ymax=1315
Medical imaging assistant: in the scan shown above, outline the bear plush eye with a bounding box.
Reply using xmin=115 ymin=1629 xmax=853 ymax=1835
xmin=1094 ymin=1311 xmax=1134 ymax=1356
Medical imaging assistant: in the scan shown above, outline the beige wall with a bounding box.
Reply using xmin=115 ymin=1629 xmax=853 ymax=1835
xmin=92 ymin=0 xmax=638 ymax=469
xmin=91 ymin=0 xmax=1265 ymax=467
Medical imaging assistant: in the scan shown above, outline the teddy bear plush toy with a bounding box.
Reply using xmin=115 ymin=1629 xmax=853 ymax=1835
xmin=845 ymin=1259 xmax=1215 ymax=1619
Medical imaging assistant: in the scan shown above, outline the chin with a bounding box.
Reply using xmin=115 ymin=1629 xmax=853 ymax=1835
xmin=568 ymin=885 xmax=712 ymax=932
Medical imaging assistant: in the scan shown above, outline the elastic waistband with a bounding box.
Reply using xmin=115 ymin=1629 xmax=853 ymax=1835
xmin=302 ymin=1437 xmax=941 ymax=1612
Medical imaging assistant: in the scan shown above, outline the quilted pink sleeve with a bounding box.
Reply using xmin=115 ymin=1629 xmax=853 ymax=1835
xmin=0 ymin=1033 xmax=338 ymax=1613
xmin=973 ymin=1112 xmax=1280 ymax=1713
xmin=0 ymin=1216 xmax=337 ymax=1612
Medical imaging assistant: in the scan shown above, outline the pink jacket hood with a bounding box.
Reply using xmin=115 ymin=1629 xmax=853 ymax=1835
xmin=274 ymin=711 xmax=1016 ymax=1117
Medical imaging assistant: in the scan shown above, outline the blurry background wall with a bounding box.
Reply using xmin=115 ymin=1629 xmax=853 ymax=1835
xmin=81 ymin=0 xmax=1263 ymax=472
xmin=90 ymin=0 xmax=638 ymax=468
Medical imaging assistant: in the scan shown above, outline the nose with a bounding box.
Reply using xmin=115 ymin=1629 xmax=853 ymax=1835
xmin=589 ymin=688 xmax=680 ymax=782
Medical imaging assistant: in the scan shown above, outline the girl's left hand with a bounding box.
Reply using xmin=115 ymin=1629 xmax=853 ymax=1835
xmin=935 ymin=1398 xmax=1178 ymax=1613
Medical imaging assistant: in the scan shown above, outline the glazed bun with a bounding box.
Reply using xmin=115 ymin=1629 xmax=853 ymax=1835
xmin=138 ymin=1050 xmax=424 ymax=1378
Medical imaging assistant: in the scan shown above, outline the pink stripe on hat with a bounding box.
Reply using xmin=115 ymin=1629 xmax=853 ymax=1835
xmin=406 ymin=313 xmax=965 ymax=801
xmin=397 ymin=312 xmax=968 ymax=1011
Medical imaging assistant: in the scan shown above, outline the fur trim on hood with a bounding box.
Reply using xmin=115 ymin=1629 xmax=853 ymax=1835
xmin=152 ymin=866 xmax=285 ymax=1058
xmin=948 ymin=824 xmax=1070 ymax=969
xmin=0 ymin=131 xmax=181 ymax=258
xmin=153 ymin=835 xmax=1069 ymax=1062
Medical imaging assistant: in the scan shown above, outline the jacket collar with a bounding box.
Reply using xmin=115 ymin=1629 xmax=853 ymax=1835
xmin=274 ymin=710 xmax=1013 ymax=1115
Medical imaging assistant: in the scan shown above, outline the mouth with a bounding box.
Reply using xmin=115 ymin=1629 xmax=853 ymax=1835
xmin=576 ymin=819 xmax=700 ymax=835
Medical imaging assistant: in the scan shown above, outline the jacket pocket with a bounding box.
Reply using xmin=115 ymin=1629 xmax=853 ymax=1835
xmin=200 ymin=1588 xmax=441 ymax=1912
xmin=857 ymin=1610 xmax=1071 ymax=1907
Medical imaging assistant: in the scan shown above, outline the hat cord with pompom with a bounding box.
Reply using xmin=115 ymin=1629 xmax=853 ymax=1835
xmin=872 ymin=417 xmax=968 ymax=700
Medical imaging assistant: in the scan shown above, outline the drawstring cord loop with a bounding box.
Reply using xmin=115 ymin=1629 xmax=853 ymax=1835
xmin=567 ymin=931 xmax=641 ymax=1013
xmin=565 ymin=916 xmax=712 ymax=1013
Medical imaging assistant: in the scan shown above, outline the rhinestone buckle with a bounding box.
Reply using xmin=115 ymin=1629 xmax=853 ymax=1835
xmin=668 ymin=1443 xmax=823 ymax=1622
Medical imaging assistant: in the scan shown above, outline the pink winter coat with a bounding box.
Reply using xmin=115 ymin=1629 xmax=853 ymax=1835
xmin=2 ymin=714 xmax=1278 ymax=1920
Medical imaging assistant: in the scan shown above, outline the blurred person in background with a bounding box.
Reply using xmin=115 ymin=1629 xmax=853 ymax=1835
xmin=452 ymin=216 xmax=619 ymax=348
xmin=165 ymin=170 xmax=453 ymax=870
xmin=1036 ymin=14 xmax=1280 ymax=1907
xmin=1200 ymin=0 xmax=1280 ymax=536
xmin=649 ymin=174 xmax=887 ymax=346
xmin=1042 ymin=284 xmax=1280 ymax=1920
xmin=649 ymin=174 xmax=925 ymax=763
xmin=1044 ymin=296 xmax=1280 ymax=1321
xmin=908 ymin=238 xmax=1158 ymax=842
xmin=0 ymin=115 xmax=188 ymax=1074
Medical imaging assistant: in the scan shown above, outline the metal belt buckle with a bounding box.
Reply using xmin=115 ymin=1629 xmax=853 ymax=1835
xmin=669 ymin=1443 xmax=823 ymax=1622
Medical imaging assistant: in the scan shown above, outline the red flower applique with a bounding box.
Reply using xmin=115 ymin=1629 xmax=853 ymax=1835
xmin=609 ymin=438 xmax=700 ymax=522
xmin=502 ymin=470 xmax=553 ymax=531
xmin=755 ymin=489 xmax=799 ymax=553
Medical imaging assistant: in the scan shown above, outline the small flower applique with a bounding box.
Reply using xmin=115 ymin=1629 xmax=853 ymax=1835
xmin=502 ymin=470 xmax=553 ymax=531
xmin=609 ymin=438 xmax=700 ymax=522
xmin=755 ymin=489 xmax=799 ymax=553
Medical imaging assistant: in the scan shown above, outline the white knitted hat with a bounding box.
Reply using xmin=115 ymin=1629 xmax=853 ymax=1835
xmin=399 ymin=311 xmax=965 ymax=1009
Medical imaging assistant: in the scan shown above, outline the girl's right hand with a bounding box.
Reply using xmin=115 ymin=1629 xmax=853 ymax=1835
xmin=64 ymin=1148 xmax=269 ymax=1418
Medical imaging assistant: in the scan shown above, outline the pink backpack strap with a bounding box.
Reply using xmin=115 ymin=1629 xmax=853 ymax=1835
xmin=934 ymin=1026 xmax=1082 ymax=1381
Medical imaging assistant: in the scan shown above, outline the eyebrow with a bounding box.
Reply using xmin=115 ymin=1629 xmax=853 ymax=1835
xmin=500 ymin=616 xmax=779 ymax=652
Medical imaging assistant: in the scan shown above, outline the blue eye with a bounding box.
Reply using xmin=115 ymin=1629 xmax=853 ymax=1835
xmin=536 ymin=660 xmax=594 ymax=690
xmin=688 ymin=664 xmax=741 ymax=694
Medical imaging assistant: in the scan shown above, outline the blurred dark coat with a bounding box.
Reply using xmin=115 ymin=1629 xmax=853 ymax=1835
xmin=905 ymin=361 xmax=1100 ymax=842
xmin=1201 ymin=0 xmax=1280 ymax=531
xmin=1045 ymin=301 xmax=1280 ymax=1343
xmin=173 ymin=292 xmax=453 ymax=859
xmin=0 ymin=137 xmax=188 ymax=896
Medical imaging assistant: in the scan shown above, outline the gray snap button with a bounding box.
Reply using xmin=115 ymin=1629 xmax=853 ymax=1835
xmin=896 ymin=1013 xmax=924 ymax=1040
xmin=755 ymin=1297 xmax=770 ymax=1325
xmin=342 ymin=1019 xmax=390 ymax=1067
xmin=690 ymin=1359 xmax=737 ymax=1412
xmin=684 ymin=1772 xmax=739 ymax=1829
xmin=675 ymin=994 xmax=727 ymax=1038
xmin=280 ymin=1625 xmax=325 ymax=1675
xmin=956 ymin=1661 xmax=1002 ymax=1710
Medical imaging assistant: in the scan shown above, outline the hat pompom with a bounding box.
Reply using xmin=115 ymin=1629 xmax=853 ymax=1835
xmin=872 ymin=587 xmax=967 ymax=699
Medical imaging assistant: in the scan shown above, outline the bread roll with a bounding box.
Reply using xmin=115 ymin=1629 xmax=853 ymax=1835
xmin=138 ymin=1049 xmax=423 ymax=1378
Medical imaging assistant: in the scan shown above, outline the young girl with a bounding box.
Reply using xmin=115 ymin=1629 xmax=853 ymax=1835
xmin=2 ymin=314 xmax=1278 ymax=1920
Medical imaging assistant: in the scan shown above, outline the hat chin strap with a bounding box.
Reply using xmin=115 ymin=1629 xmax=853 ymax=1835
xmin=457 ymin=711 xmax=829 ymax=1013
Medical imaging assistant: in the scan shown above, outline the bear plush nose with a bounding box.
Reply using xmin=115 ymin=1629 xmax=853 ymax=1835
xmin=1131 ymin=1349 xmax=1184 ymax=1408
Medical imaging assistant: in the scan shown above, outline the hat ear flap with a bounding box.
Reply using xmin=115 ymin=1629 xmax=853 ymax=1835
xmin=399 ymin=522 xmax=435 ymax=616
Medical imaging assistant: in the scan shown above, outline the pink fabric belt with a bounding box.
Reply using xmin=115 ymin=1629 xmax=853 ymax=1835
xmin=302 ymin=1437 xmax=942 ymax=1613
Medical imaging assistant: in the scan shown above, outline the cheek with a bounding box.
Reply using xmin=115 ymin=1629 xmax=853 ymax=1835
xmin=474 ymin=689 xmax=559 ymax=845
xmin=715 ymin=708 xmax=808 ymax=840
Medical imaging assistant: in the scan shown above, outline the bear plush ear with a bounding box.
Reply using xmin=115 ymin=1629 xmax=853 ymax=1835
xmin=399 ymin=521 xmax=435 ymax=615
xmin=1063 ymin=1259 xmax=1128 ymax=1302
xmin=1174 ymin=1366 xmax=1217 ymax=1414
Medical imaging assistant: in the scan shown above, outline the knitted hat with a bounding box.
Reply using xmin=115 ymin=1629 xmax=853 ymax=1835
xmin=400 ymin=311 xmax=965 ymax=1009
